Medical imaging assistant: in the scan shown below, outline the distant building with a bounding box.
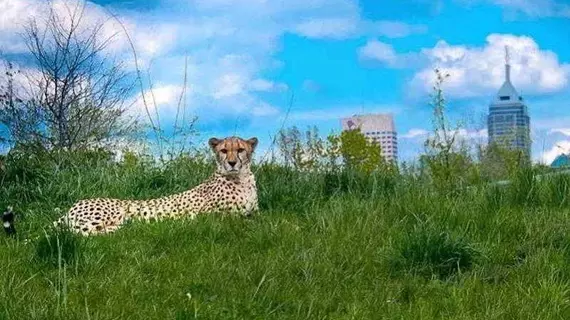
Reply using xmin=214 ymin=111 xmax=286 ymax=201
xmin=487 ymin=47 xmax=531 ymax=159
xmin=341 ymin=113 xmax=398 ymax=162
xmin=551 ymin=154 xmax=570 ymax=168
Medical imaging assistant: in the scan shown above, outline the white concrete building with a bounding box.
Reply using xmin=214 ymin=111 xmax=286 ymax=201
xmin=341 ymin=113 xmax=398 ymax=162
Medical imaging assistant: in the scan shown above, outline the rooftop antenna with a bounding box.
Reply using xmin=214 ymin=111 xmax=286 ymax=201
xmin=504 ymin=45 xmax=511 ymax=82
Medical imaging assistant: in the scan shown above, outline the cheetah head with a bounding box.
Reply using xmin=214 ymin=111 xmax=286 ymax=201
xmin=209 ymin=136 xmax=258 ymax=176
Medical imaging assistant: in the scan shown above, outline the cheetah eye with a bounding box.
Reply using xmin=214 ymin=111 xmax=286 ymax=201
xmin=237 ymin=148 xmax=245 ymax=153
xmin=220 ymin=149 xmax=228 ymax=154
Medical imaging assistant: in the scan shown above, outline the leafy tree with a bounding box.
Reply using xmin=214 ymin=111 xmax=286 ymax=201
xmin=338 ymin=128 xmax=384 ymax=174
xmin=276 ymin=126 xmax=389 ymax=174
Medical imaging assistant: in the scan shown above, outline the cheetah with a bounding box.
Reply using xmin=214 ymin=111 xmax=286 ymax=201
xmin=53 ymin=136 xmax=260 ymax=236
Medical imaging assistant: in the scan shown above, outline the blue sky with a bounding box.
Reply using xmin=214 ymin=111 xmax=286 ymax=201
xmin=2 ymin=0 xmax=570 ymax=163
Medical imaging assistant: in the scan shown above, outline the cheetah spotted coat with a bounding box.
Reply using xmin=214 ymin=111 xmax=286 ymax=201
xmin=54 ymin=136 xmax=259 ymax=236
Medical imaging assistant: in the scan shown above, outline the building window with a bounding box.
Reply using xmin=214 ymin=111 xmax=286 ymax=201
xmin=500 ymin=96 xmax=510 ymax=101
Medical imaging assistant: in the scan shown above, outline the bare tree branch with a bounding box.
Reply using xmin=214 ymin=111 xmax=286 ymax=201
xmin=0 ymin=1 xmax=138 ymax=151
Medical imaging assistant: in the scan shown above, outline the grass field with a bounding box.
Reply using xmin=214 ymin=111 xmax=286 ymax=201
xmin=2 ymin=150 xmax=570 ymax=319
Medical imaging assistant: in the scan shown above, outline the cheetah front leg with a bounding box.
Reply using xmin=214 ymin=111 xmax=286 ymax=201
xmin=244 ymin=192 xmax=259 ymax=217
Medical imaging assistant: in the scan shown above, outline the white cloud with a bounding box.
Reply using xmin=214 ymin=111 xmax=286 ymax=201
xmin=0 ymin=0 xmax=40 ymax=53
xmin=212 ymin=73 xmax=246 ymax=99
xmin=402 ymin=129 xmax=429 ymax=139
xmin=193 ymin=0 xmax=426 ymax=40
xmin=128 ymin=77 xmax=280 ymax=120
xmin=358 ymin=39 xmax=427 ymax=69
xmin=249 ymin=79 xmax=288 ymax=92
xmin=0 ymin=59 xmax=45 ymax=99
xmin=468 ymin=0 xmax=570 ymax=18
xmin=293 ymin=18 xmax=427 ymax=40
xmin=293 ymin=17 xmax=358 ymax=39
xmin=533 ymin=116 xmax=570 ymax=131
xmin=132 ymin=52 xmax=286 ymax=120
xmin=549 ymin=128 xmax=570 ymax=136
xmin=211 ymin=73 xmax=287 ymax=100
xmin=402 ymin=128 xmax=488 ymax=140
xmin=366 ymin=20 xmax=428 ymax=38
xmin=359 ymin=40 xmax=401 ymax=67
xmin=144 ymin=85 xmax=185 ymax=108
xmin=540 ymin=140 xmax=570 ymax=164
xmin=128 ymin=24 xmax=179 ymax=59
xmin=289 ymin=109 xmax=347 ymax=122
xmin=454 ymin=128 xmax=489 ymax=139
xmin=129 ymin=84 xmax=188 ymax=120
xmin=409 ymin=34 xmax=570 ymax=97
xmin=251 ymin=102 xmax=280 ymax=117
xmin=1 ymin=0 xmax=425 ymax=127
xmin=288 ymin=105 xmax=401 ymax=122
xmin=0 ymin=0 xmax=178 ymax=69
xmin=187 ymin=53 xmax=286 ymax=115
xmin=359 ymin=34 xmax=570 ymax=98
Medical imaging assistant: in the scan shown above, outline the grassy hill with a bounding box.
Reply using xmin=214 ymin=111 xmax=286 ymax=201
xmin=1 ymin=150 xmax=570 ymax=319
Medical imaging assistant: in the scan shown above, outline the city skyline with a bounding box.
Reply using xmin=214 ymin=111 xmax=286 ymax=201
xmin=1 ymin=0 xmax=570 ymax=163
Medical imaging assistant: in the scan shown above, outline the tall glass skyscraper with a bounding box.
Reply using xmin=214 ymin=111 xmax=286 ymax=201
xmin=487 ymin=49 xmax=531 ymax=158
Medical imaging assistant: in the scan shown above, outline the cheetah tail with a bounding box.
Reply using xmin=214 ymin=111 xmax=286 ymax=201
xmin=2 ymin=206 xmax=16 ymax=237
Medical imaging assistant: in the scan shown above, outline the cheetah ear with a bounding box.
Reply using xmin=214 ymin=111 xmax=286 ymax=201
xmin=208 ymin=137 xmax=221 ymax=150
xmin=246 ymin=137 xmax=258 ymax=151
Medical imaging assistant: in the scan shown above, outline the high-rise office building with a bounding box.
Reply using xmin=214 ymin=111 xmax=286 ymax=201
xmin=341 ymin=113 xmax=398 ymax=162
xmin=487 ymin=47 xmax=531 ymax=158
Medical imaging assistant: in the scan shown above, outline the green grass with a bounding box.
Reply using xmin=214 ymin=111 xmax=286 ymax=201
xmin=2 ymin=151 xmax=570 ymax=319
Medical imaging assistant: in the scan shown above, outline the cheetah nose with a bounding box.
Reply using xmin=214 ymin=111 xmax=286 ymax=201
xmin=228 ymin=160 xmax=237 ymax=167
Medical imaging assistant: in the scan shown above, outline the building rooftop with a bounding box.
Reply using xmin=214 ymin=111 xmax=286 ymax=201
xmin=495 ymin=77 xmax=522 ymax=103
xmin=492 ymin=47 xmax=524 ymax=105
xmin=341 ymin=113 xmax=395 ymax=132
xmin=551 ymin=154 xmax=570 ymax=168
